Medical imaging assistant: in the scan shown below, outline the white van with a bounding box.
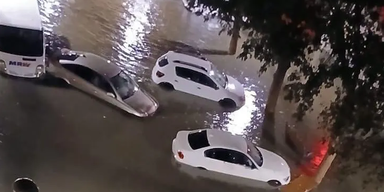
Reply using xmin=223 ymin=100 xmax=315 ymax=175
xmin=0 ymin=0 xmax=46 ymax=78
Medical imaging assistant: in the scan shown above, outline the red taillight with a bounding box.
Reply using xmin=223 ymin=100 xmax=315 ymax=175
xmin=156 ymin=71 xmax=164 ymax=77
xmin=177 ymin=151 xmax=184 ymax=159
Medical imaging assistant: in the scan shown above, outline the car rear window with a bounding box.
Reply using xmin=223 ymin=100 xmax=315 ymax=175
xmin=188 ymin=130 xmax=210 ymax=150
xmin=0 ymin=25 xmax=44 ymax=57
xmin=158 ymin=57 xmax=168 ymax=67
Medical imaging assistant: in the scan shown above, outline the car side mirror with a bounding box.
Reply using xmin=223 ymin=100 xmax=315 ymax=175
xmin=106 ymin=92 xmax=115 ymax=98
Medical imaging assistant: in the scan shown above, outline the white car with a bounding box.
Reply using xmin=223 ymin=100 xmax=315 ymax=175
xmin=172 ymin=129 xmax=291 ymax=188
xmin=151 ymin=51 xmax=245 ymax=108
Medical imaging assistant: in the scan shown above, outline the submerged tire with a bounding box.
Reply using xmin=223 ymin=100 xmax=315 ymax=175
xmin=219 ymin=98 xmax=236 ymax=108
xmin=159 ymin=82 xmax=174 ymax=91
xmin=267 ymin=180 xmax=281 ymax=187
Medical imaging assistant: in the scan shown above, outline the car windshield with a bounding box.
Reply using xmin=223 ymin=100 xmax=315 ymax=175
xmin=246 ymin=140 xmax=263 ymax=167
xmin=110 ymin=71 xmax=138 ymax=100
xmin=0 ymin=25 xmax=44 ymax=57
xmin=209 ymin=64 xmax=227 ymax=88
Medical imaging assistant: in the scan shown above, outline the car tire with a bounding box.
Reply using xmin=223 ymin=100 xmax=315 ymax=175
xmin=159 ymin=82 xmax=174 ymax=91
xmin=197 ymin=167 xmax=207 ymax=170
xmin=219 ymin=98 xmax=236 ymax=108
xmin=267 ymin=180 xmax=281 ymax=187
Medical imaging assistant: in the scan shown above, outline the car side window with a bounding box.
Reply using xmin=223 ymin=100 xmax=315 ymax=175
xmin=230 ymin=150 xmax=256 ymax=169
xmin=91 ymin=75 xmax=115 ymax=94
xmin=204 ymin=148 xmax=256 ymax=169
xmin=196 ymin=74 xmax=218 ymax=89
xmin=62 ymin=64 xmax=115 ymax=94
xmin=204 ymin=148 xmax=232 ymax=162
xmin=175 ymin=66 xmax=218 ymax=90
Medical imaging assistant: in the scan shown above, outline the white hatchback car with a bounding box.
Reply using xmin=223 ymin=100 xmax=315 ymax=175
xmin=151 ymin=51 xmax=245 ymax=108
xmin=172 ymin=129 xmax=291 ymax=188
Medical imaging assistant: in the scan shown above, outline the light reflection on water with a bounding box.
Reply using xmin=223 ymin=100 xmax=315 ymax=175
xmin=112 ymin=0 xmax=154 ymax=80
xmin=39 ymin=0 xmax=65 ymax=33
xmin=39 ymin=0 xmax=269 ymax=140
xmin=208 ymin=77 xmax=266 ymax=143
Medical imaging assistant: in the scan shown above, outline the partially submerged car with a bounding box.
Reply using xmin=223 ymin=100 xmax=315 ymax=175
xmin=152 ymin=51 xmax=245 ymax=108
xmin=48 ymin=49 xmax=158 ymax=117
xmin=172 ymin=129 xmax=291 ymax=188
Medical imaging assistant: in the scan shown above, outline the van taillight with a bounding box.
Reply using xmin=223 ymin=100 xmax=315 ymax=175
xmin=177 ymin=151 xmax=184 ymax=159
xmin=156 ymin=71 xmax=164 ymax=77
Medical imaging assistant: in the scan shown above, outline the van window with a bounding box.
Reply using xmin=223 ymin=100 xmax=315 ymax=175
xmin=0 ymin=25 xmax=44 ymax=57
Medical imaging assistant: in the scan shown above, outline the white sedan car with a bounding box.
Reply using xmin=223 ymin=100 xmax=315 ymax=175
xmin=172 ymin=129 xmax=291 ymax=188
xmin=151 ymin=51 xmax=245 ymax=108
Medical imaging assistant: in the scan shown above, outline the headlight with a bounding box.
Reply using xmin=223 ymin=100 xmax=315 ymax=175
xmin=35 ymin=65 xmax=44 ymax=77
xmin=0 ymin=60 xmax=6 ymax=70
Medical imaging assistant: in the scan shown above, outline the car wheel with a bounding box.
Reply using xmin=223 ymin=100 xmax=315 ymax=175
xmin=267 ymin=180 xmax=281 ymax=187
xmin=159 ymin=82 xmax=174 ymax=91
xmin=197 ymin=167 xmax=207 ymax=170
xmin=219 ymin=98 xmax=236 ymax=108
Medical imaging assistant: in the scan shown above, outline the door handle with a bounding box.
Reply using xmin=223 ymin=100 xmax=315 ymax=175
xmin=197 ymin=87 xmax=201 ymax=89
xmin=175 ymin=80 xmax=178 ymax=82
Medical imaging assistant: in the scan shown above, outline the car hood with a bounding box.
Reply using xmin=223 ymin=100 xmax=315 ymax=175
xmin=226 ymin=75 xmax=245 ymax=97
xmin=259 ymin=148 xmax=290 ymax=177
xmin=123 ymin=89 xmax=158 ymax=116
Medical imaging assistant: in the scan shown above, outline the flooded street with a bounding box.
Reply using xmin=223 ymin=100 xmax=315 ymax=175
xmin=0 ymin=0 xmax=308 ymax=191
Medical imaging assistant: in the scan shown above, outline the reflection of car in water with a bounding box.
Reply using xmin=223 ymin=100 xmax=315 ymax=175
xmin=152 ymin=51 xmax=245 ymax=108
xmin=49 ymin=49 xmax=159 ymax=117
xmin=172 ymin=129 xmax=291 ymax=188
xmin=174 ymin=159 xmax=275 ymax=190
xmin=0 ymin=0 xmax=46 ymax=78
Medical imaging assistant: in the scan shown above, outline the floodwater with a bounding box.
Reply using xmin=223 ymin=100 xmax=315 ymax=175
xmin=0 ymin=0 xmax=309 ymax=191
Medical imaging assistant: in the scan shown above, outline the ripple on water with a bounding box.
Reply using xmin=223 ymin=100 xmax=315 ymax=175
xmin=112 ymin=0 xmax=154 ymax=81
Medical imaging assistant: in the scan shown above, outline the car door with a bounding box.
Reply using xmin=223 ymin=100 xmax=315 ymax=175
xmin=174 ymin=66 xmax=220 ymax=101
xmin=61 ymin=64 xmax=117 ymax=98
xmin=226 ymin=150 xmax=260 ymax=180
xmin=203 ymin=148 xmax=237 ymax=176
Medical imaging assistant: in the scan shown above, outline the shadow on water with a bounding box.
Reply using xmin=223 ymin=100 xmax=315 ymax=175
xmin=34 ymin=75 xmax=71 ymax=89
xmin=172 ymin=160 xmax=278 ymax=192
xmin=152 ymin=39 xmax=229 ymax=56
xmin=0 ymin=74 xmax=71 ymax=89
xmin=0 ymin=76 xmax=64 ymax=186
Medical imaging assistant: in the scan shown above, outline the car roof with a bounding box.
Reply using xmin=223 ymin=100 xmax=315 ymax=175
xmin=205 ymin=129 xmax=248 ymax=153
xmin=165 ymin=51 xmax=212 ymax=72
xmin=59 ymin=51 xmax=121 ymax=78
xmin=0 ymin=0 xmax=43 ymax=30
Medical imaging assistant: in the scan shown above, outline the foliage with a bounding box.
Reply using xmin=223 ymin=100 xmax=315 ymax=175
xmin=186 ymin=0 xmax=325 ymax=70
xmin=185 ymin=0 xmax=384 ymax=187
